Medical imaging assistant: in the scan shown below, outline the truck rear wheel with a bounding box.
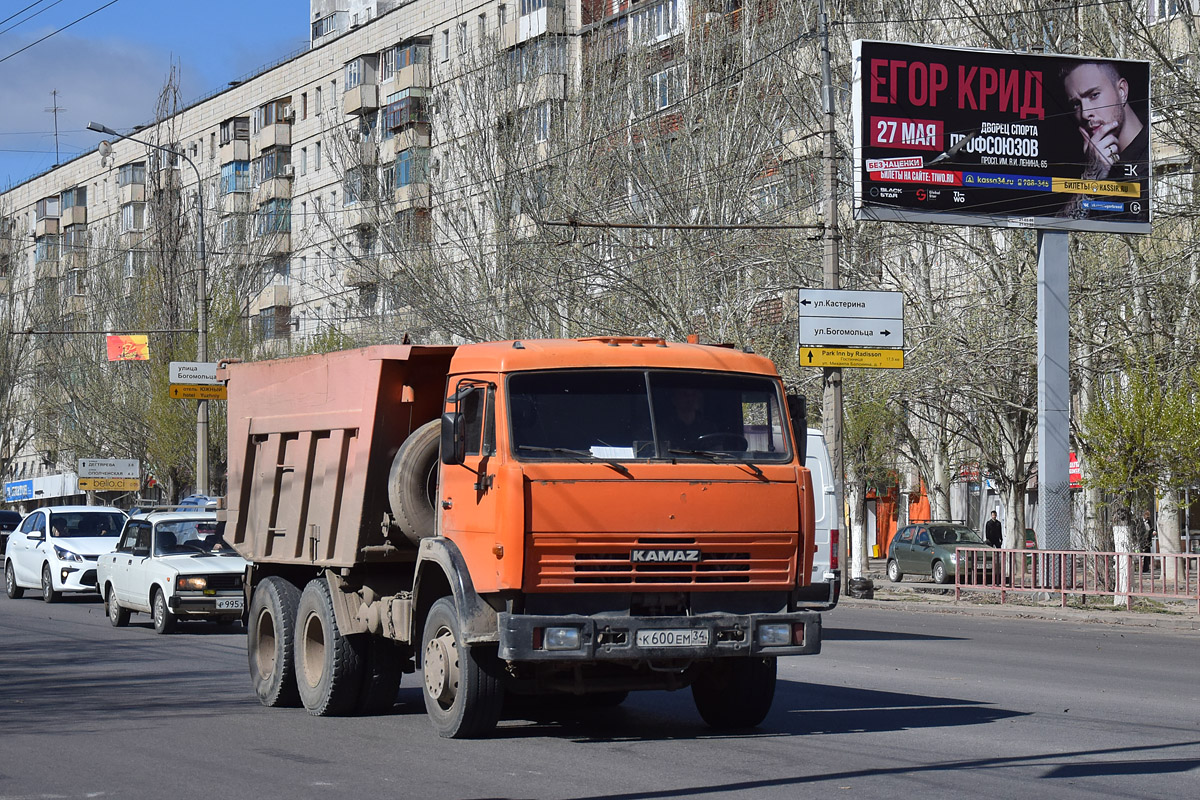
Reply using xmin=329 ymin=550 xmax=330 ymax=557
xmin=421 ymin=597 xmax=503 ymax=738
xmin=248 ymin=576 xmax=302 ymax=708
xmin=295 ymin=578 xmax=364 ymax=716
xmin=355 ymin=634 xmax=404 ymax=714
xmin=388 ymin=420 xmax=440 ymax=545
xmin=691 ymin=657 xmax=777 ymax=729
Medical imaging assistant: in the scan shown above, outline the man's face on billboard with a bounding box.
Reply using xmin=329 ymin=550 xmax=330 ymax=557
xmin=1064 ymin=63 xmax=1128 ymax=136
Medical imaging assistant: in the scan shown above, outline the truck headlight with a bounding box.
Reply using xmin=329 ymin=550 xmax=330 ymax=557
xmin=176 ymin=577 xmax=208 ymax=591
xmin=543 ymin=627 xmax=582 ymax=651
xmin=757 ymin=623 xmax=792 ymax=647
xmin=53 ymin=545 xmax=84 ymax=562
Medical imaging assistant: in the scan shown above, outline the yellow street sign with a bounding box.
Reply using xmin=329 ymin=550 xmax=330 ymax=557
xmin=169 ymin=383 xmax=228 ymax=400
xmin=78 ymin=477 xmax=140 ymax=492
xmin=801 ymin=347 xmax=904 ymax=369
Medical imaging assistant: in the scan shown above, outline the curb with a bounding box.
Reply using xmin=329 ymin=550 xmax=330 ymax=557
xmin=837 ymin=586 xmax=1200 ymax=632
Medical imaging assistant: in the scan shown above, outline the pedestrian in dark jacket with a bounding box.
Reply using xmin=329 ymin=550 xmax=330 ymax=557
xmin=985 ymin=511 xmax=1003 ymax=548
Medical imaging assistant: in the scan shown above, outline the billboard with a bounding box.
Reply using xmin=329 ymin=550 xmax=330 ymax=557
xmin=852 ymin=41 xmax=1151 ymax=234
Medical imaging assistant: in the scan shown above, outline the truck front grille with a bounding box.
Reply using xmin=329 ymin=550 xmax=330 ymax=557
xmin=526 ymin=533 xmax=796 ymax=591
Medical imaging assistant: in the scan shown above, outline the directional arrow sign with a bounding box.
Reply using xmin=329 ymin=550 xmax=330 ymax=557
xmin=798 ymin=288 xmax=904 ymax=347
xmin=798 ymin=289 xmax=903 ymax=320
xmin=799 ymin=318 xmax=903 ymax=348
xmin=802 ymin=347 xmax=904 ymax=370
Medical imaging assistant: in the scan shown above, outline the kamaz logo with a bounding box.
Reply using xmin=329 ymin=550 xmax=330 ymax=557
xmin=631 ymin=549 xmax=701 ymax=563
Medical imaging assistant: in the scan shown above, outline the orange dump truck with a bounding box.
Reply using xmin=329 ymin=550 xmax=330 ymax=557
xmin=220 ymin=337 xmax=836 ymax=738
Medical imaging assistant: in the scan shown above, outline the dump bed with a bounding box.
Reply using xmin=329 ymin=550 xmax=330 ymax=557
xmin=221 ymin=345 xmax=455 ymax=566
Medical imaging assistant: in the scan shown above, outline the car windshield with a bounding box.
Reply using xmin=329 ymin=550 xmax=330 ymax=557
xmin=930 ymin=526 xmax=985 ymax=545
xmin=508 ymin=369 xmax=791 ymax=463
xmin=154 ymin=520 xmax=231 ymax=556
xmin=50 ymin=511 xmax=125 ymax=538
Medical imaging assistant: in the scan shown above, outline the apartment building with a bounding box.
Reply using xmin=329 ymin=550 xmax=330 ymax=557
xmin=2 ymin=0 xmax=749 ymax=503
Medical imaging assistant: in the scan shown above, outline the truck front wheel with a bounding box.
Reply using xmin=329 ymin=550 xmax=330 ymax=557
xmin=295 ymin=578 xmax=364 ymax=716
xmin=421 ymin=597 xmax=503 ymax=738
xmin=248 ymin=576 xmax=302 ymax=708
xmin=691 ymin=657 xmax=777 ymax=729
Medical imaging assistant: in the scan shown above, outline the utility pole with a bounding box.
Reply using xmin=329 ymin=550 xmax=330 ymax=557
xmin=817 ymin=0 xmax=847 ymax=593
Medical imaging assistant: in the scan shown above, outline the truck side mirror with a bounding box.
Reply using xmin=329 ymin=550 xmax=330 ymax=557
xmin=786 ymin=394 xmax=807 ymax=462
xmin=441 ymin=412 xmax=466 ymax=465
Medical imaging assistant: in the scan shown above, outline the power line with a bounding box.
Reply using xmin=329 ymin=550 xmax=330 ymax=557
xmin=0 ymin=0 xmax=122 ymax=66
xmin=0 ymin=0 xmax=67 ymax=38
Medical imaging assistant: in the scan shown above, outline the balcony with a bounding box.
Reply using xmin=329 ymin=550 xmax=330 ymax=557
xmin=394 ymin=62 xmax=431 ymax=92
xmin=356 ymin=141 xmax=378 ymax=166
xmin=61 ymin=206 xmax=87 ymax=227
xmin=260 ymin=231 xmax=291 ymax=257
xmin=509 ymin=72 xmax=566 ymax=107
xmin=118 ymin=230 xmax=146 ymax=250
xmin=517 ymin=4 xmax=567 ymax=45
xmin=394 ymin=182 xmax=430 ymax=212
xmin=341 ymin=261 xmax=379 ymax=286
xmin=391 ymin=123 xmax=431 ymax=155
xmin=343 ymin=205 xmax=374 ymax=230
xmin=119 ymin=183 xmax=146 ymax=204
xmin=250 ymin=283 xmax=291 ymax=315
xmin=65 ymin=294 xmax=88 ymax=315
xmin=63 ymin=248 xmax=87 ymax=270
xmin=34 ymin=259 xmax=62 ymax=280
xmin=343 ymin=84 xmax=379 ymax=116
xmin=35 ymin=218 xmax=59 ymax=237
xmin=220 ymin=139 xmax=251 ymax=164
xmin=256 ymin=122 xmax=292 ymax=152
xmin=220 ymin=192 xmax=251 ymax=215
xmin=253 ymin=174 xmax=294 ymax=204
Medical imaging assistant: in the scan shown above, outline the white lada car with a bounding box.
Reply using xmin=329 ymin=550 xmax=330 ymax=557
xmin=97 ymin=512 xmax=247 ymax=633
xmin=5 ymin=505 xmax=127 ymax=602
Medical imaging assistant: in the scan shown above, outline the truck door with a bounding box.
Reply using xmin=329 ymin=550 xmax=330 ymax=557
xmin=440 ymin=378 xmax=502 ymax=584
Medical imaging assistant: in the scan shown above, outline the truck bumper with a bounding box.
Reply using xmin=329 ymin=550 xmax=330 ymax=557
xmin=498 ymin=611 xmax=821 ymax=662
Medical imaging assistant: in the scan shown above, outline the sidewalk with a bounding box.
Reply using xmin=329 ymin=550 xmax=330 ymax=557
xmin=838 ymin=557 xmax=1200 ymax=632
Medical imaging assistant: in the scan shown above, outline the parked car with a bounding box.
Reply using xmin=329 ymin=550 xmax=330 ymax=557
xmin=176 ymin=494 xmax=219 ymax=510
xmin=4 ymin=506 xmax=127 ymax=602
xmin=886 ymin=522 xmax=990 ymax=584
xmin=97 ymin=512 xmax=246 ymax=633
xmin=0 ymin=509 xmax=22 ymax=556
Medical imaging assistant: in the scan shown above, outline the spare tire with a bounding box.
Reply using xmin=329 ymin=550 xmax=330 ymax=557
xmin=389 ymin=419 xmax=441 ymax=545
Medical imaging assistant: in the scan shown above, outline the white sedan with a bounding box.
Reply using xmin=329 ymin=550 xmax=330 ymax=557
xmin=97 ymin=512 xmax=247 ymax=633
xmin=5 ymin=505 xmax=127 ymax=602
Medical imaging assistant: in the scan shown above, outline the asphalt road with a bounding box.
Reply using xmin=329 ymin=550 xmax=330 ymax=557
xmin=1 ymin=593 xmax=1197 ymax=800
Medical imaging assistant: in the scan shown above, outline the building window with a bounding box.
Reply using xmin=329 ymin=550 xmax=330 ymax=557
xmin=220 ymin=117 xmax=249 ymax=145
xmin=118 ymin=161 xmax=146 ymax=187
xmin=312 ymin=13 xmax=338 ymax=39
xmin=530 ymin=100 xmax=551 ymax=143
xmin=119 ymin=202 xmax=146 ymax=233
xmin=442 ymin=29 xmax=450 ymax=61
xmin=458 ymin=22 xmax=468 ymax=55
xmin=499 ymin=4 xmax=507 ymax=26
xmin=63 ymin=224 xmax=87 ymax=255
xmin=396 ymin=148 xmax=429 ymax=187
xmin=346 ymin=59 xmax=362 ymax=90
xmin=632 ymin=0 xmax=679 ymax=44
xmin=646 ymin=66 xmax=683 ymax=111
xmin=34 ymin=235 xmax=59 ymax=263
xmin=301 ymin=92 xmax=308 ymax=119
xmin=124 ymin=250 xmax=147 ymax=279
xmin=1149 ymin=0 xmax=1182 ymax=23
xmin=35 ymin=196 xmax=61 ymax=219
xmin=316 ymin=86 xmax=323 ymax=116
xmin=221 ymin=161 xmax=250 ymax=194
xmin=251 ymin=149 xmax=292 ymax=185
xmin=254 ymin=98 xmax=292 ymax=131
xmin=61 ymin=186 xmax=87 ymax=209
xmin=315 ymin=141 xmax=322 ymax=171
xmin=380 ymin=46 xmax=396 ymax=82
xmin=256 ymin=199 xmax=292 ymax=235
xmin=520 ymin=0 xmax=547 ymax=15
xmin=299 ymin=147 xmax=307 ymax=176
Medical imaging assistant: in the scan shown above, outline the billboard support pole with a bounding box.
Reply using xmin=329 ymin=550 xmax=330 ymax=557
xmin=1036 ymin=231 xmax=1071 ymax=555
xmin=817 ymin=0 xmax=848 ymax=591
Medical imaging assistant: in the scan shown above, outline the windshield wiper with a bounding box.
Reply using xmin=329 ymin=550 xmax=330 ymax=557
xmin=517 ymin=445 xmax=632 ymax=477
xmin=668 ymin=449 xmax=766 ymax=480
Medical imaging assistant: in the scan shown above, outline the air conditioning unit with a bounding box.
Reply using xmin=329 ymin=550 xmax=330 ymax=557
xmin=282 ymin=105 xmax=295 ymax=123
xmin=282 ymin=165 xmax=295 ymax=178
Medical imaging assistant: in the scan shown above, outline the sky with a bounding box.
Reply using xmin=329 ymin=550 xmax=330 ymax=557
xmin=0 ymin=0 xmax=310 ymax=190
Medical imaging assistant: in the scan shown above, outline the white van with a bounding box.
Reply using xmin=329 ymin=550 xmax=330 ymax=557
xmin=795 ymin=428 xmax=839 ymax=608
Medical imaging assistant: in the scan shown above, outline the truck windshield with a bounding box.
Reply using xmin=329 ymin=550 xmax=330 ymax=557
xmin=508 ymin=369 xmax=791 ymax=462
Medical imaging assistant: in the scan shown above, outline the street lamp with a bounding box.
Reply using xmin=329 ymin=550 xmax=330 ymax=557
xmin=88 ymin=121 xmax=210 ymax=496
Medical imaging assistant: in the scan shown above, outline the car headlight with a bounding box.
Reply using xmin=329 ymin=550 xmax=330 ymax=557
xmin=950 ymin=552 xmax=958 ymax=564
xmin=53 ymin=545 xmax=84 ymax=562
xmin=176 ymin=576 xmax=208 ymax=591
